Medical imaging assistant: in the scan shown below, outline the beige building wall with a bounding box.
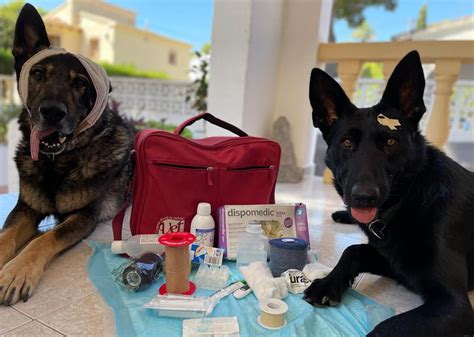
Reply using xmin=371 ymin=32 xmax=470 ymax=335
xmin=45 ymin=3 xmax=73 ymax=25
xmin=46 ymin=0 xmax=135 ymax=26
xmin=43 ymin=0 xmax=192 ymax=80
xmin=77 ymin=12 xmax=116 ymax=63
xmin=44 ymin=22 xmax=82 ymax=54
xmin=113 ymin=24 xmax=191 ymax=80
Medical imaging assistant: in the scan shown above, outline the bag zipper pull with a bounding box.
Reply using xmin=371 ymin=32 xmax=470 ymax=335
xmin=207 ymin=167 xmax=214 ymax=186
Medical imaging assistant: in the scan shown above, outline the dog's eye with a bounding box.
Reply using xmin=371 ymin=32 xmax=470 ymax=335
xmin=31 ymin=69 xmax=44 ymax=81
xmin=73 ymin=77 xmax=88 ymax=88
xmin=341 ymin=138 xmax=353 ymax=149
xmin=386 ymin=138 xmax=397 ymax=146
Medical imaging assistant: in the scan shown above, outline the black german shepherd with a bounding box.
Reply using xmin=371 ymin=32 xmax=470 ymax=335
xmin=0 ymin=4 xmax=134 ymax=305
xmin=304 ymin=51 xmax=474 ymax=336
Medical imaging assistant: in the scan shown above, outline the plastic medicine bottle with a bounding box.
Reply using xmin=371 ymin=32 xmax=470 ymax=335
xmin=190 ymin=202 xmax=215 ymax=247
xmin=236 ymin=220 xmax=268 ymax=267
xmin=111 ymin=234 xmax=165 ymax=256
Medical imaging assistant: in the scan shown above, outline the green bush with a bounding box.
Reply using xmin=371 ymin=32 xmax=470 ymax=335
xmin=0 ymin=48 xmax=14 ymax=75
xmin=112 ymin=100 xmax=193 ymax=139
xmin=142 ymin=120 xmax=193 ymax=138
xmin=360 ymin=62 xmax=383 ymax=79
xmin=0 ymin=104 xmax=21 ymax=144
xmin=100 ymin=62 xmax=170 ymax=80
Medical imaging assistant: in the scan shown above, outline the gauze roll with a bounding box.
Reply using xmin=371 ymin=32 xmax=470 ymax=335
xmin=239 ymin=261 xmax=288 ymax=301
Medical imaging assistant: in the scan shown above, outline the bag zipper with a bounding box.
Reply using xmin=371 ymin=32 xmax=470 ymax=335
xmin=227 ymin=165 xmax=274 ymax=171
xmin=154 ymin=162 xmax=208 ymax=170
xmin=153 ymin=162 xmax=214 ymax=186
xmin=207 ymin=167 xmax=214 ymax=186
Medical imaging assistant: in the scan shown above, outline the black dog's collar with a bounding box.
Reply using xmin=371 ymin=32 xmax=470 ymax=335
xmin=367 ymin=220 xmax=386 ymax=240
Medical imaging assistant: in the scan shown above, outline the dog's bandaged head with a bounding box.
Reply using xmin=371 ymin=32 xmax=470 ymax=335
xmin=18 ymin=48 xmax=110 ymax=160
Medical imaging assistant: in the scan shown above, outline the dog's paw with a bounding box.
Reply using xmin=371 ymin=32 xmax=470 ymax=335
xmin=0 ymin=237 xmax=16 ymax=270
xmin=0 ymin=256 xmax=43 ymax=305
xmin=303 ymin=274 xmax=352 ymax=307
xmin=331 ymin=210 xmax=353 ymax=224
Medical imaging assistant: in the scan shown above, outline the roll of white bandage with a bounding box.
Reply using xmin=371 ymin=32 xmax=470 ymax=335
xmin=239 ymin=261 xmax=288 ymax=301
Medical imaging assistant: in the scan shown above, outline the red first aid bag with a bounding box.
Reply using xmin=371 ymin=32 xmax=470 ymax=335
xmin=112 ymin=112 xmax=281 ymax=240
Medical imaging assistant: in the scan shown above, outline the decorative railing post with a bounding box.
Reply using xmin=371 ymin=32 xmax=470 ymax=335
xmin=0 ymin=76 xmax=15 ymax=106
xmin=382 ymin=61 xmax=397 ymax=86
xmin=6 ymin=77 xmax=15 ymax=104
xmin=426 ymin=60 xmax=461 ymax=148
xmin=338 ymin=60 xmax=362 ymax=99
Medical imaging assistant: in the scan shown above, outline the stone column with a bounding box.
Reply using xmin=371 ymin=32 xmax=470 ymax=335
xmin=425 ymin=59 xmax=461 ymax=148
xmin=207 ymin=0 xmax=333 ymax=174
xmin=207 ymin=0 xmax=284 ymax=137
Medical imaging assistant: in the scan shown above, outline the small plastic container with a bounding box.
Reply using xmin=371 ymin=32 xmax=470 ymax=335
xmin=195 ymin=264 xmax=229 ymax=290
xmin=236 ymin=220 xmax=268 ymax=268
xmin=111 ymin=234 xmax=164 ymax=256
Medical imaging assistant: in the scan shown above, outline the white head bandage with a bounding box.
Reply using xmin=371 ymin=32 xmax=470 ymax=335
xmin=18 ymin=48 xmax=110 ymax=135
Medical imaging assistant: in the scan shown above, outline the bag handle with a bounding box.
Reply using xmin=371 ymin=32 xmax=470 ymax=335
xmin=174 ymin=112 xmax=248 ymax=137
xmin=112 ymin=205 xmax=126 ymax=241
xmin=112 ymin=152 xmax=135 ymax=242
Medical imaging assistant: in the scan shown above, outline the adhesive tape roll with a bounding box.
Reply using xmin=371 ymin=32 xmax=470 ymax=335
xmin=257 ymin=298 xmax=288 ymax=329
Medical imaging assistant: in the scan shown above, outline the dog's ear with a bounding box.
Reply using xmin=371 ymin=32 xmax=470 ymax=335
xmin=309 ymin=68 xmax=355 ymax=136
xmin=380 ymin=50 xmax=426 ymax=124
xmin=12 ymin=4 xmax=50 ymax=68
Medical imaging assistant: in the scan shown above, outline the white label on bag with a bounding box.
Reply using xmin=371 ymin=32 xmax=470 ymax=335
xmin=155 ymin=216 xmax=185 ymax=235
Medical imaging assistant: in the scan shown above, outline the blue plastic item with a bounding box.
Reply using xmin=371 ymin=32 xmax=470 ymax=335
xmin=87 ymin=241 xmax=394 ymax=337
xmin=269 ymin=237 xmax=309 ymax=276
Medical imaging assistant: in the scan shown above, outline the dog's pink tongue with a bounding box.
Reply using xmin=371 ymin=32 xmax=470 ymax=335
xmin=30 ymin=127 xmax=55 ymax=161
xmin=351 ymin=207 xmax=377 ymax=224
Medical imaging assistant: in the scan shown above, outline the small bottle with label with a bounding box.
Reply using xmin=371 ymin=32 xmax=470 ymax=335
xmin=111 ymin=234 xmax=165 ymax=256
xmin=190 ymin=202 xmax=215 ymax=247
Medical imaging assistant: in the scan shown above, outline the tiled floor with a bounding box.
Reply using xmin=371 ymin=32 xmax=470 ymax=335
xmin=0 ymin=175 xmax=472 ymax=336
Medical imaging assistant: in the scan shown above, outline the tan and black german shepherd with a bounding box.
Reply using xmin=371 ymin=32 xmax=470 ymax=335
xmin=0 ymin=4 xmax=134 ymax=305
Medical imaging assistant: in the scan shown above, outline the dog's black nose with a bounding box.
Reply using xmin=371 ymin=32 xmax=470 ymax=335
xmin=351 ymin=184 xmax=380 ymax=206
xmin=40 ymin=101 xmax=67 ymax=124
